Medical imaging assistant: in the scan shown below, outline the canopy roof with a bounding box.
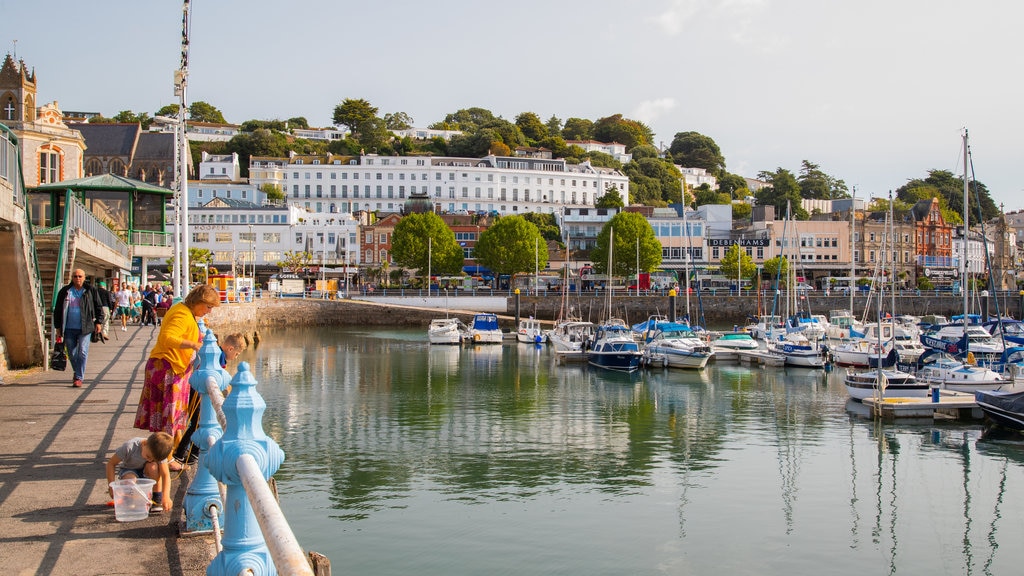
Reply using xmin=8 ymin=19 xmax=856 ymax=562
xmin=31 ymin=173 xmax=173 ymax=196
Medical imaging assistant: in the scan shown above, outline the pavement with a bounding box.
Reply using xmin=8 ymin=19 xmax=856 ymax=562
xmin=0 ymin=323 xmax=214 ymax=576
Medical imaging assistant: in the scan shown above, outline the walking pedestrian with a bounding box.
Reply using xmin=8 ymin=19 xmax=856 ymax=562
xmin=95 ymin=281 xmax=114 ymax=339
xmin=133 ymin=284 xmax=220 ymax=465
xmin=115 ymin=283 xmax=132 ymax=331
xmin=53 ymin=269 xmax=105 ymax=388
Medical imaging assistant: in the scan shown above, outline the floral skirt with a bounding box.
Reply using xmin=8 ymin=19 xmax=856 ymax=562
xmin=134 ymin=357 xmax=194 ymax=437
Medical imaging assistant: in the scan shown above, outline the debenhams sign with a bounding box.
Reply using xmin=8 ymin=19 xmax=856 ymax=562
xmin=707 ymin=238 xmax=770 ymax=247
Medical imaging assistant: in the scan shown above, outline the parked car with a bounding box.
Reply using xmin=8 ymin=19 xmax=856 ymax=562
xmin=795 ymin=283 xmax=815 ymax=293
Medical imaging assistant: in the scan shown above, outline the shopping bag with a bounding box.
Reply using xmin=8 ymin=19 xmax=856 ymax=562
xmin=50 ymin=339 xmax=67 ymax=371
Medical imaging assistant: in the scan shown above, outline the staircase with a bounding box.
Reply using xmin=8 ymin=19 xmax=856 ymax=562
xmin=34 ymin=233 xmax=75 ymax=332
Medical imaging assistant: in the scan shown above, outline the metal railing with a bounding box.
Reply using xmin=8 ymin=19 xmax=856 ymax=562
xmin=131 ymin=230 xmax=172 ymax=247
xmin=185 ymin=325 xmax=320 ymax=576
xmin=63 ymin=193 xmax=131 ymax=258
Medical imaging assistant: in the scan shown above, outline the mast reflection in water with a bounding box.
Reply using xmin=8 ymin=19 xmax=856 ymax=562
xmin=245 ymin=327 xmax=1024 ymax=576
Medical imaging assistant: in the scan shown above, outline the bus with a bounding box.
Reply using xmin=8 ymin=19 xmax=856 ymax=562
xmin=695 ymin=273 xmax=751 ymax=294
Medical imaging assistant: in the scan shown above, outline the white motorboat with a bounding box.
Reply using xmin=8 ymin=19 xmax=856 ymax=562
xmin=549 ymin=319 xmax=595 ymax=362
xmin=428 ymin=317 xmax=466 ymax=345
xmin=641 ymin=322 xmax=713 ymax=369
xmin=516 ymin=317 xmax=545 ymax=344
xmin=844 ymin=367 xmax=926 ymax=401
xmin=913 ymin=351 xmax=1009 ymax=393
xmin=466 ymin=313 xmax=503 ymax=344
xmin=768 ymin=333 xmax=829 ymax=368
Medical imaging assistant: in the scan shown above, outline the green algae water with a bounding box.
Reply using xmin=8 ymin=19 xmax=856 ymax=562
xmin=244 ymin=327 xmax=1024 ymax=576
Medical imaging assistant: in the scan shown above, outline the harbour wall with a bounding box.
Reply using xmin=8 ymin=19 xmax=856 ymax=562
xmin=205 ymin=293 xmax=1022 ymax=333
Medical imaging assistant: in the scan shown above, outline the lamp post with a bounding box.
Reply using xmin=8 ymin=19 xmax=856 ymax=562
xmin=248 ymin=224 xmax=254 ymax=282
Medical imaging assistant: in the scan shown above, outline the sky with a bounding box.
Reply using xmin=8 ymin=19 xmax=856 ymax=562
xmin=3 ymin=0 xmax=1022 ymax=210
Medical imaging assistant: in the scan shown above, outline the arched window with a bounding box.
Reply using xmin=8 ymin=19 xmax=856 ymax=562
xmin=109 ymin=159 xmax=127 ymax=176
xmin=85 ymin=158 xmax=103 ymax=176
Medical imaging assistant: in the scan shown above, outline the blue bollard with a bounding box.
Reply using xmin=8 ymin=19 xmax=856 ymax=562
xmin=183 ymin=325 xmax=231 ymax=534
xmin=205 ymin=362 xmax=285 ymax=576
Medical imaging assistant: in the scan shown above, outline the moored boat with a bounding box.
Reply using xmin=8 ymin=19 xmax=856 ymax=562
xmin=587 ymin=319 xmax=642 ymax=372
xmin=428 ymin=317 xmax=467 ymax=345
xmin=516 ymin=317 xmax=545 ymax=344
xmin=466 ymin=313 xmax=503 ymax=344
xmin=641 ymin=322 xmax=713 ymax=369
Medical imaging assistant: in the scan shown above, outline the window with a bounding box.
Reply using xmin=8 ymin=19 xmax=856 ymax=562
xmin=263 ymin=232 xmax=281 ymax=243
xmin=215 ymin=232 xmax=232 ymax=243
xmin=192 ymin=232 xmax=209 ymax=243
xmin=39 ymin=150 xmax=59 ymax=184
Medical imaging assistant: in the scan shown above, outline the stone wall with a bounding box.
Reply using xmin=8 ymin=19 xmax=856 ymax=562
xmin=204 ymin=293 xmax=1023 ymax=334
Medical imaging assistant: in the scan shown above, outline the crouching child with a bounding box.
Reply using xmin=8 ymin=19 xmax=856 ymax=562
xmin=106 ymin=431 xmax=174 ymax=513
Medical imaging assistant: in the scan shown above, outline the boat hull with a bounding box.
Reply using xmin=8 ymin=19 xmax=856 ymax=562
xmin=844 ymin=370 xmax=928 ymax=401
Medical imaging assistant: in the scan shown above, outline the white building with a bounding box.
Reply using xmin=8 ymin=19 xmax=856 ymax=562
xmin=184 ymin=199 xmax=360 ymax=275
xmin=292 ymin=127 xmax=347 ymax=142
xmin=565 ymin=140 xmax=632 ymax=164
xmin=391 ymin=127 xmax=461 ymax=141
xmin=951 ymin=230 xmax=992 ymax=275
xmin=186 ymin=152 xmax=264 ymax=207
xmin=649 ymin=207 xmax=707 ymax=268
xmin=678 ymin=166 xmax=717 ymax=190
xmin=248 ymin=152 xmax=631 ymax=217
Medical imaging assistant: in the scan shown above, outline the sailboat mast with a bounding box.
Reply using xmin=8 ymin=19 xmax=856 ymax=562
xmin=962 ymin=129 xmax=970 ymax=329
xmin=682 ymin=206 xmax=691 ymax=318
xmin=850 ymin=188 xmax=856 ymax=312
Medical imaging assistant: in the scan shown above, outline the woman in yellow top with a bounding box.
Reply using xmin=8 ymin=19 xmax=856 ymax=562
xmin=134 ymin=284 xmax=219 ymax=456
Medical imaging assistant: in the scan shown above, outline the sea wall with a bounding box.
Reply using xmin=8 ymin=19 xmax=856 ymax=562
xmin=205 ymin=293 xmax=1022 ymax=334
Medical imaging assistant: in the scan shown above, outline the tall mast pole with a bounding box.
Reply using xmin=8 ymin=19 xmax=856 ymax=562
xmin=174 ymin=0 xmax=192 ymax=295
xmin=962 ymin=129 xmax=970 ymax=329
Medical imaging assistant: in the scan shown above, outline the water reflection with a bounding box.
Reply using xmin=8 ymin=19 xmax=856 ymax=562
xmin=243 ymin=327 xmax=1024 ymax=576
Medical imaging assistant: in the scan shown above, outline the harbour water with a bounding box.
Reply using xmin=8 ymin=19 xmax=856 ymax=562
xmin=243 ymin=326 xmax=1024 ymax=575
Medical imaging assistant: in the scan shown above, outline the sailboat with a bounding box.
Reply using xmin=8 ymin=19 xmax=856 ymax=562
xmin=548 ymin=237 xmax=594 ymax=360
xmin=844 ymin=192 xmax=925 ymax=400
xmin=587 ymin=229 xmax=642 ymax=372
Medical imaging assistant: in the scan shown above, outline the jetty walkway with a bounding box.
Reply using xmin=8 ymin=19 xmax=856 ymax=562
xmin=0 ymin=324 xmax=212 ymax=576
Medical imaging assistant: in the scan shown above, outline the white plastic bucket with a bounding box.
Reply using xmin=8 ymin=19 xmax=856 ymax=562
xmin=109 ymin=478 xmax=156 ymax=522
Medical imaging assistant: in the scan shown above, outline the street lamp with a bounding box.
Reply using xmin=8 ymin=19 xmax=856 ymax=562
xmin=248 ymin=223 xmax=255 ymax=281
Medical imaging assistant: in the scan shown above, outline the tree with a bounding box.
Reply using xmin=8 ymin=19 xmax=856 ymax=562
xmin=622 ymin=157 xmax=683 ymax=206
xmin=332 ymin=98 xmax=379 ymax=132
xmin=432 ymin=107 xmax=496 ymax=132
xmin=154 ymin=104 xmax=179 ymax=118
xmin=668 ymin=131 xmax=725 ymax=174
xmin=260 ymin=183 xmax=284 ymax=201
xmin=592 ymin=212 xmax=662 ymax=277
xmin=515 ymin=112 xmax=548 ymax=143
xmin=226 ymin=128 xmax=289 ymax=167
xmin=561 ymin=117 xmax=594 ymax=141
xmin=629 ymin=144 xmax=661 ymax=160
xmin=384 ymin=112 xmax=414 ymax=130
xmin=354 ymin=116 xmax=394 ymax=153
xmin=719 ymin=244 xmax=757 ymax=281
xmin=545 ymin=115 xmax=562 ymax=135
xmin=277 ymin=250 xmax=313 ymax=273
xmin=755 ymin=168 xmax=809 ymax=219
xmin=165 ymin=248 xmax=212 ymax=283
xmin=898 ymin=182 xmax=963 ymax=226
xmin=520 ymin=212 xmax=562 ymax=242
xmin=592 ymin=114 xmax=654 ymax=149
xmin=732 ymin=202 xmax=752 ymax=220
xmin=596 ymin=187 xmax=625 ymax=208
xmin=447 ymin=128 xmax=504 ymax=157
xmin=761 ymin=256 xmax=789 ymax=287
xmin=189 ymin=101 xmax=226 ymax=124
xmin=694 ymin=189 xmax=731 ymax=206
xmin=718 ymin=172 xmax=749 ymax=198
xmin=287 ymin=117 xmax=309 ymax=129
xmin=797 ymin=160 xmax=849 ymax=200
xmin=581 ymin=150 xmax=621 ymax=170
xmin=896 ymin=169 xmax=998 ymax=223
xmin=111 ymin=110 xmax=152 ymax=129
xmin=474 ymin=216 xmax=548 ymax=277
xmin=390 ymin=213 xmax=463 ymax=277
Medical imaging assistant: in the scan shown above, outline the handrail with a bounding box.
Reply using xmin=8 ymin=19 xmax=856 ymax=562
xmin=0 ymin=123 xmax=46 ymax=348
xmin=63 ymin=192 xmax=130 ymax=258
xmin=189 ymin=327 xmax=321 ymax=575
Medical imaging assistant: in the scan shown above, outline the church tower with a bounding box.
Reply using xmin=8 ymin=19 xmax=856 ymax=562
xmin=0 ymin=54 xmax=85 ymax=187
xmin=0 ymin=53 xmax=36 ymax=125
